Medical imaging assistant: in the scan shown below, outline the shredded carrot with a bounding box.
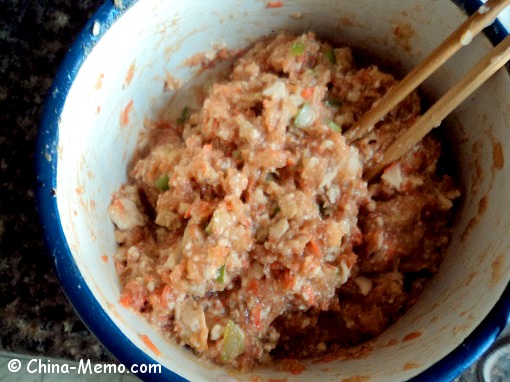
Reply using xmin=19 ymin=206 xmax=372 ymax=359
xmin=247 ymin=279 xmax=260 ymax=296
xmin=139 ymin=334 xmax=161 ymax=357
xmin=120 ymin=99 xmax=134 ymax=127
xmin=113 ymin=199 xmax=125 ymax=212
xmin=251 ymin=305 xmax=261 ymax=329
xmin=307 ymin=240 xmax=321 ymax=257
xmin=280 ymin=358 xmax=306 ymax=375
xmin=225 ymin=199 xmax=234 ymax=211
xmin=301 ymin=87 xmax=314 ymax=100
xmin=282 ymin=270 xmax=295 ymax=290
xmin=266 ymin=1 xmax=284 ymax=8
xmin=286 ymin=157 xmax=296 ymax=166
xmin=160 ymin=284 xmax=174 ymax=307
xmin=119 ymin=292 xmax=132 ymax=308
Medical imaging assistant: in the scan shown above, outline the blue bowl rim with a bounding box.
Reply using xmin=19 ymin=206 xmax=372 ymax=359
xmin=35 ymin=1 xmax=510 ymax=381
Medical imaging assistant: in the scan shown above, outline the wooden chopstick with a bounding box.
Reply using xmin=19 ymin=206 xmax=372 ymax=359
xmin=345 ymin=0 xmax=510 ymax=144
xmin=365 ymin=33 xmax=510 ymax=181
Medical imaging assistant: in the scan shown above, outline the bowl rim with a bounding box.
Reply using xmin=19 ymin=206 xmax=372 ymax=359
xmin=35 ymin=0 xmax=510 ymax=381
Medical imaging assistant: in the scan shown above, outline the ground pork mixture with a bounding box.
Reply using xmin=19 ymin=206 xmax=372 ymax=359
xmin=108 ymin=32 xmax=460 ymax=370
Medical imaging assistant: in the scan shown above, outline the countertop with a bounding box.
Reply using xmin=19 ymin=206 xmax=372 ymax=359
xmin=0 ymin=0 xmax=507 ymax=380
xmin=0 ymin=0 xmax=113 ymax=362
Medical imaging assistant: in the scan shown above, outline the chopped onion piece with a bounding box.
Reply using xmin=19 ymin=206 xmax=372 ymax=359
xmin=221 ymin=320 xmax=245 ymax=362
xmin=328 ymin=121 xmax=341 ymax=133
xmin=294 ymin=103 xmax=317 ymax=128
xmin=354 ymin=276 xmax=373 ymax=296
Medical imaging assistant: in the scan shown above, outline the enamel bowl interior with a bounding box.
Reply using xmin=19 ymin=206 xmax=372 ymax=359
xmin=40 ymin=0 xmax=510 ymax=381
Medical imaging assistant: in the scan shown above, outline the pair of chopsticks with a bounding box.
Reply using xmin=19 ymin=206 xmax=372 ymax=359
xmin=345 ymin=0 xmax=510 ymax=181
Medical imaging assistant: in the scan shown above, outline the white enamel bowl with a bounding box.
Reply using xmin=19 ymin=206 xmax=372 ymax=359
xmin=37 ymin=0 xmax=510 ymax=381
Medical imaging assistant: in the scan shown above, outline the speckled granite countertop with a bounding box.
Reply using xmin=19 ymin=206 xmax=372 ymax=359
xmin=0 ymin=0 xmax=508 ymax=380
xmin=0 ymin=0 xmax=112 ymax=362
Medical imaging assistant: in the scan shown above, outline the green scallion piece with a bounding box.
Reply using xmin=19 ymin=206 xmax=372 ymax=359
xmin=324 ymin=97 xmax=342 ymax=108
xmin=155 ymin=175 xmax=169 ymax=191
xmin=205 ymin=222 xmax=213 ymax=236
xmin=216 ymin=265 xmax=225 ymax=283
xmin=291 ymin=41 xmax=305 ymax=56
xmin=232 ymin=149 xmax=242 ymax=160
xmin=328 ymin=121 xmax=342 ymax=133
xmin=177 ymin=106 xmax=191 ymax=125
xmin=325 ymin=49 xmax=336 ymax=64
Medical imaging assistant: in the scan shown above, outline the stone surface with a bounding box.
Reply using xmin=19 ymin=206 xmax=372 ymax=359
xmin=0 ymin=0 xmax=112 ymax=362
xmin=0 ymin=0 xmax=507 ymax=379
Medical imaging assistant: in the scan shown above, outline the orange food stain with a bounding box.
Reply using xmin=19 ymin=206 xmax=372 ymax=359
xmin=382 ymin=338 xmax=398 ymax=347
xmin=464 ymin=271 xmax=478 ymax=287
xmin=138 ymin=334 xmax=161 ymax=357
xmin=280 ymin=359 xmax=306 ymax=375
xmin=266 ymin=1 xmax=284 ymax=8
xmin=393 ymin=23 xmax=415 ymax=52
xmin=490 ymin=254 xmax=505 ymax=288
xmin=267 ymin=379 xmax=287 ymax=382
xmin=403 ymin=362 xmax=420 ymax=371
xmin=75 ymin=186 xmax=85 ymax=195
xmin=124 ymin=62 xmax=136 ymax=87
xmin=341 ymin=376 xmax=370 ymax=382
xmin=403 ymin=331 xmax=422 ymax=342
xmin=96 ymin=105 xmax=101 ymax=114
xmin=340 ymin=16 xmax=355 ymax=27
xmin=95 ymin=73 xmax=104 ymax=90
xmin=89 ymin=199 xmax=96 ymax=210
xmin=492 ymin=139 xmax=504 ymax=169
xmin=101 ymin=255 xmax=108 ymax=263
xmin=461 ymin=196 xmax=488 ymax=241
xmin=120 ymin=99 xmax=134 ymax=127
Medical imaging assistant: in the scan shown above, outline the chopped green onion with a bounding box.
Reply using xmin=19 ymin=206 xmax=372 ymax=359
xmin=324 ymin=97 xmax=343 ymax=108
xmin=232 ymin=149 xmax=242 ymax=160
xmin=155 ymin=175 xmax=169 ymax=191
xmin=328 ymin=121 xmax=342 ymax=133
xmin=325 ymin=49 xmax=336 ymax=64
xmin=205 ymin=222 xmax=213 ymax=236
xmin=294 ymin=103 xmax=316 ymax=129
xmin=177 ymin=106 xmax=191 ymax=125
xmin=216 ymin=265 xmax=225 ymax=283
xmin=291 ymin=41 xmax=305 ymax=56
xmin=221 ymin=320 xmax=245 ymax=362
xmin=266 ymin=172 xmax=278 ymax=182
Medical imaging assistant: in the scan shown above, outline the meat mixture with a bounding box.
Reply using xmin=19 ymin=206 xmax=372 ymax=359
xmin=108 ymin=32 xmax=460 ymax=370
